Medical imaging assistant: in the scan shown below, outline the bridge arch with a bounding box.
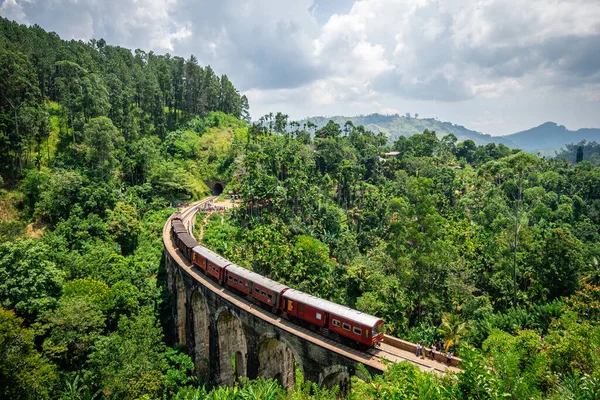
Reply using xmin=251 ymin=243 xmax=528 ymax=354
xmin=175 ymin=271 xmax=187 ymax=345
xmin=216 ymin=308 xmax=248 ymax=386
xmin=191 ymin=291 xmax=210 ymax=378
xmin=320 ymin=365 xmax=350 ymax=393
xmin=257 ymin=335 xmax=299 ymax=388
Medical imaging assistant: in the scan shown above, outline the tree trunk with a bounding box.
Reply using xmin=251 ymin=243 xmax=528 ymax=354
xmin=15 ymin=108 xmax=23 ymax=174
xmin=70 ymin=109 xmax=75 ymax=146
xmin=513 ymin=185 xmax=522 ymax=309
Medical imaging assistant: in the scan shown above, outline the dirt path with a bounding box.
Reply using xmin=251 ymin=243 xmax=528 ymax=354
xmin=195 ymin=198 xmax=239 ymax=241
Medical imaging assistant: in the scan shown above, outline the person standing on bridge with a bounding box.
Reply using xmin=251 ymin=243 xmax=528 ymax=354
xmin=416 ymin=342 xmax=422 ymax=357
xmin=431 ymin=343 xmax=437 ymax=360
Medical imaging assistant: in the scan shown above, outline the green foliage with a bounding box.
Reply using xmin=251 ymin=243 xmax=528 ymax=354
xmin=0 ymin=308 xmax=58 ymax=399
xmin=87 ymin=308 xmax=194 ymax=398
xmin=40 ymin=296 xmax=106 ymax=370
xmin=106 ymin=201 xmax=140 ymax=255
xmin=0 ymin=239 xmax=64 ymax=316
xmin=81 ymin=116 xmax=123 ymax=175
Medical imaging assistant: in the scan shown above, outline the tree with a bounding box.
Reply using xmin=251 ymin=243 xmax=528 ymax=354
xmin=0 ymin=240 xmax=64 ymax=317
xmin=315 ymin=120 xmax=341 ymax=139
xmin=503 ymin=152 xmax=539 ymax=308
xmin=438 ymin=312 xmax=469 ymax=351
xmin=0 ymin=308 xmax=58 ymax=399
xmin=241 ymin=94 xmax=250 ymax=123
xmin=81 ymin=116 xmax=123 ymax=175
xmin=0 ymin=49 xmax=40 ymax=175
xmin=456 ymin=139 xmax=477 ymax=164
xmin=106 ymin=202 xmax=140 ymax=255
xmin=537 ymin=228 xmax=585 ymax=300
xmin=41 ymin=295 xmax=106 ymax=370
xmin=34 ymin=169 xmax=84 ymax=223
xmin=576 ymin=145 xmax=584 ymax=163
xmin=87 ymin=308 xmax=193 ymax=398
xmin=54 ymin=60 xmax=86 ymax=146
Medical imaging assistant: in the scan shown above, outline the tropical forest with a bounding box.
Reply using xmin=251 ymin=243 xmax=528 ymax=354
xmin=1 ymin=15 xmax=600 ymax=400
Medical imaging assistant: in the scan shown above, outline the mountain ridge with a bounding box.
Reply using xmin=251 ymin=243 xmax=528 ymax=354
xmin=300 ymin=114 xmax=600 ymax=154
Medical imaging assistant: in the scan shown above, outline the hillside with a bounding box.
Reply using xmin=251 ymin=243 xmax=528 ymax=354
xmin=301 ymin=113 xmax=514 ymax=147
xmin=502 ymin=122 xmax=600 ymax=153
xmin=302 ymin=114 xmax=600 ymax=155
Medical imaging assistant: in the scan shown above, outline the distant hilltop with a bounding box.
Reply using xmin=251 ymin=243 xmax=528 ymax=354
xmin=502 ymin=122 xmax=600 ymax=153
xmin=300 ymin=114 xmax=600 ymax=154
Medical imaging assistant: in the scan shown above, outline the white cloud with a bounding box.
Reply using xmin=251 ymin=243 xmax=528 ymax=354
xmin=0 ymin=0 xmax=29 ymax=24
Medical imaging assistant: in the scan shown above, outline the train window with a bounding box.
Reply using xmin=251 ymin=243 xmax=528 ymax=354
xmin=233 ymin=278 xmax=238 ymax=283
xmin=267 ymin=294 xmax=272 ymax=299
xmin=316 ymin=313 xmax=322 ymax=320
xmin=245 ymin=282 xmax=249 ymax=287
xmin=332 ymin=319 xmax=340 ymax=327
xmin=365 ymin=330 xmax=370 ymax=338
xmin=261 ymin=291 xmax=266 ymax=296
xmin=353 ymin=327 xmax=362 ymax=335
xmin=228 ymin=276 xmax=233 ymax=280
xmin=342 ymin=323 xmax=351 ymax=331
xmin=255 ymin=288 xmax=260 ymax=293
xmin=239 ymin=280 xmax=244 ymax=285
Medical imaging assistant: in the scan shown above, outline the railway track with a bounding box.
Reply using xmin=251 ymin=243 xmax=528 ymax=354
xmin=167 ymin=197 xmax=459 ymax=375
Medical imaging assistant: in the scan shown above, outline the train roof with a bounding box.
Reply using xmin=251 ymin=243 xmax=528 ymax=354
xmin=172 ymin=221 xmax=188 ymax=233
xmin=282 ymin=289 xmax=383 ymax=328
xmin=225 ymin=263 xmax=289 ymax=293
xmin=192 ymin=245 xmax=231 ymax=268
xmin=178 ymin=232 xmax=199 ymax=249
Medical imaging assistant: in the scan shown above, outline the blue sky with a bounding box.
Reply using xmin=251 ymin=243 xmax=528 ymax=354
xmin=1 ymin=0 xmax=599 ymax=135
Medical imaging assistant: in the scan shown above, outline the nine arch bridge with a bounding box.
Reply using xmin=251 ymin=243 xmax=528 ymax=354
xmin=163 ymin=198 xmax=458 ymax=390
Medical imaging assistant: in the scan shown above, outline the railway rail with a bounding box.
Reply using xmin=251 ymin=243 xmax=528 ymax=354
xmin=164 ymin=197 xmax=459 ymax=375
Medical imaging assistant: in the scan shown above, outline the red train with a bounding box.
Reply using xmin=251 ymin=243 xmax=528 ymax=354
xmin=171 ymin=213 xmax=384 ymax=347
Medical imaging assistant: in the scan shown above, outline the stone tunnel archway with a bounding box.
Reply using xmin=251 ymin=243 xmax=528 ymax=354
xmin=216 ymin=309 xmax=248 ymax=386
xmin=191 ymin=291 xmax=209 ymax=379
xmin=175 ymin=272 xmax=186 ymax=345
xmin=258 ymin=337 xmax=297 ymax=388
xmin=320 ymin=365 xmax=351 ymax=394
xmin=213 ymin=183 xmax=224 ymax=196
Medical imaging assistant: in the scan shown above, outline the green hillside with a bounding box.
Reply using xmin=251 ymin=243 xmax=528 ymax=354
xmin=302 ymin=113 xmax=513 ymax=146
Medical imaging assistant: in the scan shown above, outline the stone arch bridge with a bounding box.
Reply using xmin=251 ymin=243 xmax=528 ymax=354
xmin=163 ymin=199 xmax=457 ymax=390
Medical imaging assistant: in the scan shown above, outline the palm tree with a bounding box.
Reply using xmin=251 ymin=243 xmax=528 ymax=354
xmin=438 ymin=312 xmax=469 ymax=351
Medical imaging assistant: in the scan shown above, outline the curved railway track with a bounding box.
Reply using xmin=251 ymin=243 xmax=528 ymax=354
xmin=164 ymin=197 xmax=459 ymax=375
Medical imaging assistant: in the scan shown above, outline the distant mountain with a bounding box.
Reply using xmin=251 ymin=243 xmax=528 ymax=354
xmin=301 ymin=114 xmax=600 ymax=154
xmin=501 ymin=122 xmax=600 ymax=153
xmin=301 ymin=114 xmax=515 ymax=147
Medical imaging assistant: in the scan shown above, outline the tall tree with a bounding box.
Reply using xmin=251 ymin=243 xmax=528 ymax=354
xmin=0 ymin=49 xmax=40 ymax=175
xmin=54 ymin=60 xmax=86 ymax=146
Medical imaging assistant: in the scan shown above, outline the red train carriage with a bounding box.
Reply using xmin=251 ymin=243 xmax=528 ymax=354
xmin=282 ymin=289 xmax=385 ymax=346
xmin=191 ymin=246 xmax=212 ymax=273
xmin=170 ymin=210 xmax=385 ymax=348
xmin=281 ymin=289 xmax=327 ymax=328
xmin=191 ymin=245 xmax=230 ymax=283
xmin=224 ymin=264 xmax=289 ymax=309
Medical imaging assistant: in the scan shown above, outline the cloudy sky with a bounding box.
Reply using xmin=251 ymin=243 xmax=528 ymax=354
xmin=1 ymin=0 xmax=599 ymax=135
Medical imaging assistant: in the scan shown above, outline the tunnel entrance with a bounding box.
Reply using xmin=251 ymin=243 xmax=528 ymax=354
xmin=213 ymin=183 xmax=224 ymax=195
